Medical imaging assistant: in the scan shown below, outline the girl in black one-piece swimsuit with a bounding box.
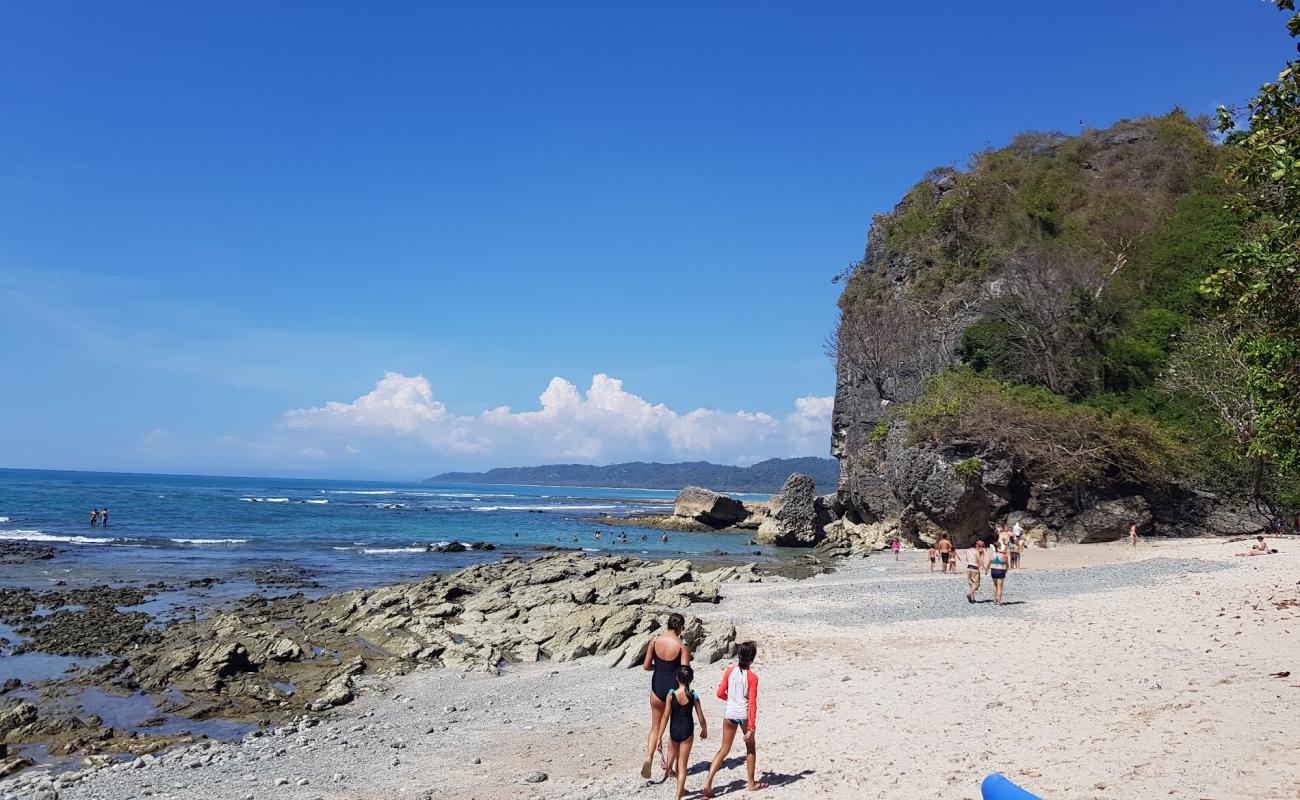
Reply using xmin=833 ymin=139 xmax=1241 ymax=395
xmin=654 ymin=665 xmax=708 ymax=800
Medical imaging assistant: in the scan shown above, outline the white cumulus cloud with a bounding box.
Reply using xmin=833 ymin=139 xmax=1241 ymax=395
xmin=282 ymin=372 xmax=831 ymax=467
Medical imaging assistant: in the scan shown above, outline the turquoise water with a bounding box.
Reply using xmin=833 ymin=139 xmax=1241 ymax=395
xmin=0 ymin=468 xmax=770 ymax=599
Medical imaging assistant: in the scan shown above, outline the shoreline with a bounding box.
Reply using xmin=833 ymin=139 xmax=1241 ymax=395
xmin=3 ymin=536 xmax=1293 ymax=798
xmin=2 ymin=535 xmax=1300 ymax=796
xmin=0 ymin=547 xmax=782 ymax=779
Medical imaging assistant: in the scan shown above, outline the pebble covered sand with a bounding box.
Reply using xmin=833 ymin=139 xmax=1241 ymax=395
xmin=8 ymin=538 xmax=1299 ymax=800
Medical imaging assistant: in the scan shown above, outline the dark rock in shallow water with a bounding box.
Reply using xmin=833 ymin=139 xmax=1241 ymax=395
xmin=16 ymin=606 xmax=157 ymax=658
xmin=0 ymin=541 xmax=60 ymax=564
xmin=241 ymin=564 xmax=324 ymax=588
xmin=2 ymin=584 xmax=163 ymax=658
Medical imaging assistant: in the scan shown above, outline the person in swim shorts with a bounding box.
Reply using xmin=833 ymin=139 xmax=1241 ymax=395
xmin=927 ymin=546 xmax=938 ymax=572
xmin=702 ymin=640 xmax=767 ymax=797
xmin=937 ymin=535 xmax=953 ymax=573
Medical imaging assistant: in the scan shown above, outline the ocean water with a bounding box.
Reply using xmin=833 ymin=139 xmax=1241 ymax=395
xmin=0 ymin=468 xmax=771 ymax=601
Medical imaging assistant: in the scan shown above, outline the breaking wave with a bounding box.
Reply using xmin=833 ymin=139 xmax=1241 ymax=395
xmin=0 ymin=529 xmax=135 ymax=545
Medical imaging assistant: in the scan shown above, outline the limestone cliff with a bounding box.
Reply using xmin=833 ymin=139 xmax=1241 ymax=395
xmin=828 ymin=113 xmax=1273 ymax=546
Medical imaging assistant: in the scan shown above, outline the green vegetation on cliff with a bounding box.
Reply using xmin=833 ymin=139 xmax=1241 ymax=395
xmin=834 ymin=4 xmax=1300 ymax=512
xmin=1208 ymin=0 xmax=1300 ymax=476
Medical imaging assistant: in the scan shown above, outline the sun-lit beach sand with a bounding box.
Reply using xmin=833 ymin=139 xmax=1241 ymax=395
xmin=25 ymin=537 xmax=1295 ymax=800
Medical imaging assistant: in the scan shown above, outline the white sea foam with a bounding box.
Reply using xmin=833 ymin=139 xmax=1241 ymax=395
xmin=301 ymin=499 xmax=329 ymax=504
xmin=471 ymin=504 xmax=619 ymax=512
xmin=361 ymin=547 xmax=428 ymax=554
xmin=325 ymin=490 xmax=398 ymax=495
xmin=169 ymin=538 xmax=249 ymax=545
xmin=240 ymin=497 xmax=290 ymax=503
xmin=0 ymin=517 xmax=9 ymax=523
xmin=0 ymin=529 xmax=134 ymax=545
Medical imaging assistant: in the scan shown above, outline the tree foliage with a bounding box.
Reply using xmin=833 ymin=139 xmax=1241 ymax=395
xmin=1207 ymin=0 xmax=1300 ymax=475
xmin=905 ymin=369 xmax=1186 ymax=489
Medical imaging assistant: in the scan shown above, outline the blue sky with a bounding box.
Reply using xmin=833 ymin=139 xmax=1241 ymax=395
xmin=0 ymin=1 xmax=1290 ymax=479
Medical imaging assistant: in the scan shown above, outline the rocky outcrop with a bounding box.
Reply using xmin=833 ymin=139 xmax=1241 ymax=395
xmin=120 ymin=553 xmax=759 ymax=723
xmin=824 ymin=117 xmax=1283 ymax=548
xmin=822 ymin=517 xmax=898 ymax=552
xmin=755 ymin=474 xmax=823 ymax=546
xmin=1059 ymin=497 xmax=1150 ymax=544
xmin=0 ymin=555 xmax=768 ymax=777
xmin=590 ymin=491 xmax=769 ymax=533
xmin=0 ymin=542 xmax=59 ymax=564
xmin=673 ymin=487 xmax=750 ymax=529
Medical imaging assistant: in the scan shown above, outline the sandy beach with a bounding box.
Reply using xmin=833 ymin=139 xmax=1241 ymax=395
xmin=6 ymin=537 xmax=1289 ymax=800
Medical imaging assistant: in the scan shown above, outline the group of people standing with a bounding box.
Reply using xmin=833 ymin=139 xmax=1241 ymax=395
xmin=641 ymin=613 xmax=767 ymax=799
xmin=922 ymin=522 xmax=1027 ymax=606
xmin=88 ymin=507 xmax=109 ymax=527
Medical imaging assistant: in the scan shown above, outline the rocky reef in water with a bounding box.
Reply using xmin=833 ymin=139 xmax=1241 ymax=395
xmin=588 ymin=477 xmax=848 ymax=551
xmin=0 ymin=553 xmax=761 ymax=775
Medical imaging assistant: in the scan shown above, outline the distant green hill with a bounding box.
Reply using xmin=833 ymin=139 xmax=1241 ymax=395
xmin=425 ymin=457 xmax=838 ymax=494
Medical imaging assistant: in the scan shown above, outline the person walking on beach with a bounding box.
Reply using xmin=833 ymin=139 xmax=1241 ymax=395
xmin=1011 ymin=536 xmax=1023 ymax=569
xmin=702 ymin=640 xmax=766 ymax=797
xmin=966 ymin=540 xmax=987 ymax=604
xmin=937 ymin=534 xmax=954 ymax=573
xmin=642 ymin=613 xmax=691 ymax=779
xmin=990 ymin=539 xmax=1010 ymax=605
xmin=90 ymin=508 xmax=99 ymax=527
xmin=927 ymin=545 xmax=938 ymax=572
xmin=1129 ymin=523 xmax=1138 ymax=548
xmin=653 ymin=665 xmax=708 ymax=800
xmin=891 ymin=538 xmax=901 ymax=560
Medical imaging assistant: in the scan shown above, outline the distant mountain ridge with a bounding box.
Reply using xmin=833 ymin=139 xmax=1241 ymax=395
xmin=425 ymin=457 xmax=839 ymax=494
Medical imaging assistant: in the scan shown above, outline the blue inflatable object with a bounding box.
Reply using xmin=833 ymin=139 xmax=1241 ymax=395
xmin=981 ymin=773 xmax=1042 ymax=800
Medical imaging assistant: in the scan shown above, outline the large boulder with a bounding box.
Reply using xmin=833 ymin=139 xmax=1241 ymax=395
xmin=822 ymin=517 xmax=897 ymax=551
xmin=1059 ymin=496 xmax=1150 ymax=543
xmin=673 ymin=487 xmax=748 ymax=529
xmin=755 ymin=474 xmax=822 ymax=546
xmin=1203 ymin=506 xmax=1271 ymax=536
xmin=0 ymin=701 xmax=38 ymax=737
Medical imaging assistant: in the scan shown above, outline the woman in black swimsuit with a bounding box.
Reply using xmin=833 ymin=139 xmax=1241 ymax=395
xmin=652 ymin=665 xmax=708 ymax=800
xmin=641 ymin=612 xmax=691 ymax=779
